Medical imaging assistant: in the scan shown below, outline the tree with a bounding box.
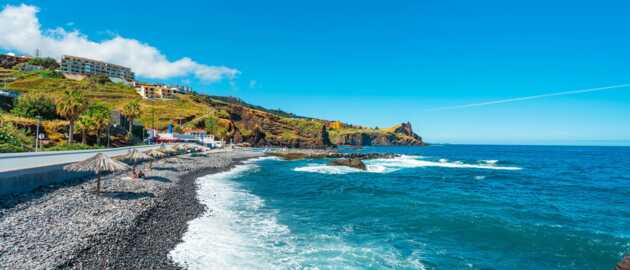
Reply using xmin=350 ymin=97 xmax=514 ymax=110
xmin=76 ymin=103 xmax=111 ymax=145
xmin=27 ymin=57 xmax=59 ymax=69
xmin=76 ymin=114 xmax=94 ymax=144
xmin=11 ymin=94 xmax=57 ymax=120
xmin=56 ymin=89 xmax=87 ymax=143
xmin=85 ymin=103 xmax=111 ymax=145
xmin=121 ymin=99 xmax=141 ymax=140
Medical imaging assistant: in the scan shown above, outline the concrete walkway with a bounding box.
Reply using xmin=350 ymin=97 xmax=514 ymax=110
xmin=0 ymin=145 xmax=160 ymax=173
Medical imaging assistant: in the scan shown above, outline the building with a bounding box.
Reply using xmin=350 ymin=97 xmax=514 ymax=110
xmin=329 ymin=120 xmax=343 ymax=129
xmin=19 ymin=63 xmax=44 ymax=72
xmin=147 ymin=127 xmax=224 ymax=148
xmin=0 ymin=54 xmax=30 ymax=69
xmin=135 ymin=83 xmax=176 ymax=99
xmin=169 ymin=85 xmax=193 ymax=94
xmin=60 ymin=55 xmax=135 ymax=82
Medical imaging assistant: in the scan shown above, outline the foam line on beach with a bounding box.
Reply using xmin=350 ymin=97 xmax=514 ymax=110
xmin=168 ymin=163 xmax=298 ymax=270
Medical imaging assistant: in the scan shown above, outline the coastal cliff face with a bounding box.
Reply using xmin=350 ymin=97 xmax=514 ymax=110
xmin=332 ymin=122 xmax=424 ymax=146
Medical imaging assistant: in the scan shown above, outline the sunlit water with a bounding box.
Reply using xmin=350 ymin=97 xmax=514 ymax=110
xmin=170 ymin=145 xmax=630 ymax=269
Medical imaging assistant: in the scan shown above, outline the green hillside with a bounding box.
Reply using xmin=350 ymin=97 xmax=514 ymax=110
xmin=0 ymin=68 xmax=424 ymax=151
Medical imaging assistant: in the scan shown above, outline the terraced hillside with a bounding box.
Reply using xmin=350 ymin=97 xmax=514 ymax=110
xmin=2 ymin=69 xmax=424 ymax=148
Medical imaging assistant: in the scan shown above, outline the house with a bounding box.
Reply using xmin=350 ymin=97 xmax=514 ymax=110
xmin=135 ymin=83 xmax=176 ymax=99
xmin=148 ymin=127 xmax=224 ymax=148
xmin=19 ymin=63 xmax=44 ymax=72
xmin=60 ymin=55 xmax=135 ymax=82
xmin=0 ymin=54 xmax=30 ymax=69
xmin=329 ymin=120 xmax=343 ymax=129
xmin=169 ymin=85 xmax=193 ymax=94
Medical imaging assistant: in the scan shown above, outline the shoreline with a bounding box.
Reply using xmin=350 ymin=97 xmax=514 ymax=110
xmin=0 ymin=150 xmax=263 ymax=270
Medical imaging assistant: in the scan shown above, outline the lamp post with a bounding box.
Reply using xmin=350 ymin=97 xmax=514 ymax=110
xmin=108 ymin=124 xmax=117 ymax=148
xmin=35 ymin=115 xmax=41 ymax=152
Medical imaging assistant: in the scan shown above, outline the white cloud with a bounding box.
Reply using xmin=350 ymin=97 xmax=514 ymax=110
xmin=0 ymin=4 xmax=239 ymax=82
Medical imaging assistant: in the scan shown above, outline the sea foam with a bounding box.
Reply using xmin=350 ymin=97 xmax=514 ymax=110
xmin=168 ymin=163 xmax=298 ymax=270
xmin=293 ymin=155 xmax=521 ymax=175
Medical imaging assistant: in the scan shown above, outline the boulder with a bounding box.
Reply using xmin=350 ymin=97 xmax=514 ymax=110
xmin=330 ymin=158 xmax=367 ymax=170
xmin=617 ymin=253 xmax=630 ymax=270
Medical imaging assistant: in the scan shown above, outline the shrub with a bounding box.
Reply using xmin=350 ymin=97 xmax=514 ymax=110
xmin=37 ymin=69 xmax=64 ymax=79
xmin=11 ymin=94 xmax=57 ymax=120
xmin=88 ymin=75 xmax=112 ymax=84
xmin=204 ymin=116 xmax=219 ymax=134
xmin=215 ymin=109 xmax=230 ymax=119
xmin=28 ymin=57 xmax=59 ymax=69
xmin=0 ymin=121 xmax=32 ymax=153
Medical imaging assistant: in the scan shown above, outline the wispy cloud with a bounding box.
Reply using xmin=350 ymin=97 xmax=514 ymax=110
xmin=0 ymin=4 xmax=239 ymax=83
xmin=426 ymin=83 xmax=630 ymax=111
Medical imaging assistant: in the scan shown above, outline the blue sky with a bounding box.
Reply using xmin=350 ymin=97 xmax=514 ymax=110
xmin=2 ymin=0 xmax=630 ymax=145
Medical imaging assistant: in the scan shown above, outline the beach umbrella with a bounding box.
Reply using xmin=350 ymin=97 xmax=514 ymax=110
xmin=64 ymin=153 xmax=130 ymax=194
xmin=122 ymin=149 xmax=152 ymax=176
xmin=145 ymin=149 xmax=166 ymax=158
xmin=123 ymin=149 xmax=152 ymax=162
xmin=144 ymin=149 xmax=166 ymax=168
xmin=175 ymin=144 xmax=188 ymax=151
xmin=158 ymin=144 xmax=176 ymax=155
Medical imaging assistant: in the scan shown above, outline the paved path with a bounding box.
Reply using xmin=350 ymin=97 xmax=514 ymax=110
xmin=0 ymin=145 xmax=161 ymax=173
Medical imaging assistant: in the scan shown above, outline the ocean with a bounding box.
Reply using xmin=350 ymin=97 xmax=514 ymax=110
xmin=169 ymin=145 xmax=630 ymax=269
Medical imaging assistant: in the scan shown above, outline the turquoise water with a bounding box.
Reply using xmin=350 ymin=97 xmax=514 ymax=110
xmin=170 ymin=145 xmax=630 ymax=269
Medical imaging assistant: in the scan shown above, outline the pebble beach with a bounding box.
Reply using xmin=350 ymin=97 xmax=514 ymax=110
xmin=0 ymin=149 xmax=263 ymax=270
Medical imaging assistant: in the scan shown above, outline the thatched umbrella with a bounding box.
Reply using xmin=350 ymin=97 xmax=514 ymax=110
xmin=64 ymin=153 xmax=130 ymax=194
xmin=122 ymin=149 xmax=152 ymax=176
xmin=160 ymin=145 xmax=178 ymax=156
xmin=144 ymin=149 xmax=166 ymax=168
xmin=175 ymin=144 xmax=188 ymax=152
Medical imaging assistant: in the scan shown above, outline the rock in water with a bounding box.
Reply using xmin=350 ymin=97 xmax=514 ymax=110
xmin=330 ymin=158 xmax=367 ymax=170
xmin=617 ymin=253 xmax=630 ymax=270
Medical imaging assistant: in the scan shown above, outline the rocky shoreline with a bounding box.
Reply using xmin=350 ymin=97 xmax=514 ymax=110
xmin=0 ymin=150 xmax=263 ymax=270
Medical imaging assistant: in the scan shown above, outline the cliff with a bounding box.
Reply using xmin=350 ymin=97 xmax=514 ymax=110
xmin=331 ymin=122 xmax=424 ymax=146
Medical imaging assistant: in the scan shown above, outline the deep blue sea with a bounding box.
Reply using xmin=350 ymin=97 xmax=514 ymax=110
xmin=170 ymin=145 xmax=630 ymax=269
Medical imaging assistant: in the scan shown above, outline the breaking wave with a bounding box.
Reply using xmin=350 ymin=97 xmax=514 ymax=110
xmin=294 ymin=155 xmax=521 ymax=174
xmin=169 ymin=163 xmax=298 ymax=269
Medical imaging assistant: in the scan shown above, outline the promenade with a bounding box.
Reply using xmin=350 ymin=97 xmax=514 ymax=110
xmin=0 ymin=145 xmax=161 ymax=173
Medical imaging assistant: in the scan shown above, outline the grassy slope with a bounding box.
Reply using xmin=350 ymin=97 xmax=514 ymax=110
xmin=4 ymin=69 xmax=419 ymax=146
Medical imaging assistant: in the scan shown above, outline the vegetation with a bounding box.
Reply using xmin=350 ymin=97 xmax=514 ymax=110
xmin=11 ymin=93 xmax=57 ymax=120
xmin=121 ymin=99 xmax=141 ymax=140
xmin=56 ymin=89 xmax=88 ymax=143
xmin=88 ymin=75 xmax=112 ymax=85
xmin=204 ymin=116 xmax=219 ymax=135
xmin=27 ymin=57 xmax=60 ymax=69
xmin=77 ymin=103 xmax=111 ymax=145
xmin=0 ymin=117 xmax=32 ymax=153
xmin=1 ymin=68 xmax=421 ymax=151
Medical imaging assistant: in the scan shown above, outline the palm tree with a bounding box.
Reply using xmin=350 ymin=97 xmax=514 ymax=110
xmin=121 ymin=99 xmax=141 ymax=140
xmin=87 ymin=103 xmax=111 ymax=145
xmin=56 ymin=89 xmax=87 ymax=143
xmin=76 ymin=115 xmax=94 ymax=144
